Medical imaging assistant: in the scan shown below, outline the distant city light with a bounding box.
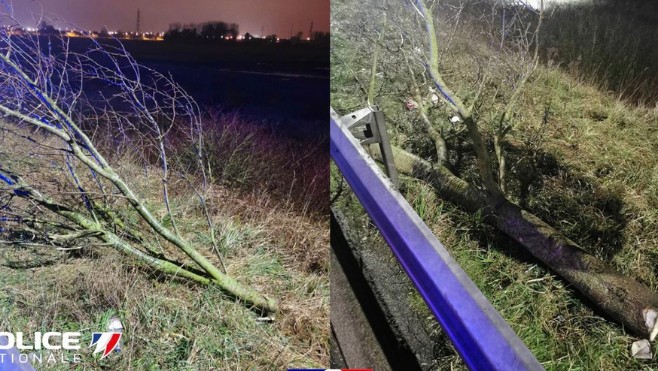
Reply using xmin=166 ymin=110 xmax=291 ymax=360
xmin=0 ymin=23 xmax=325 ymax=44
xmin=0 ymin=25 xmax=165 ymax=41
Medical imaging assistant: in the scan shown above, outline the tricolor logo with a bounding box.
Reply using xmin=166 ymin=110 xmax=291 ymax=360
xmin=89 ymin=332 xmax=121 ymax=359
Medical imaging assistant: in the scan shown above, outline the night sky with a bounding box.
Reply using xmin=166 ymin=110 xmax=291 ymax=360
xmin=11 ymin=0 xmax=329 ymax=37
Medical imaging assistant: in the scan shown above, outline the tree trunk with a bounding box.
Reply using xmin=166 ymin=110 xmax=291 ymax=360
xmin=369 ymin=144 xmax=658 ymax=340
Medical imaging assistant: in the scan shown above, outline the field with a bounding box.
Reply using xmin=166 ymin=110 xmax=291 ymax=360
xmin=123 ymin=39 xmax=329 ymax=133
xmin=118 ymin=39 xmax=329 ymax=72
xmin=43 ymin=37 xmax=330 ymax=138
xmin=331 ymin=0 xmax=658 ymax=368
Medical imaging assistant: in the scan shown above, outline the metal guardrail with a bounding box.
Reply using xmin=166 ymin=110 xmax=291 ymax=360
xmin=330 ymin=107 xmax=543 ymax=370
xmin=0 ymin=336 xmax=36 ymax=371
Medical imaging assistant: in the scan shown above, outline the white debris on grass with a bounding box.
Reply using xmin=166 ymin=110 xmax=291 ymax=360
xmin=644 ymin=308 xmax=657 ymax=341
xmin=631 ymin=339 xmax=652 ymax=359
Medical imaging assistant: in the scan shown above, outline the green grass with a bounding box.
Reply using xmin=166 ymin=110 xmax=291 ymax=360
xmin=539 ymin=1 xmax=658 ymax=106
xmin=331 ymin=0 xmax=658 ymax=368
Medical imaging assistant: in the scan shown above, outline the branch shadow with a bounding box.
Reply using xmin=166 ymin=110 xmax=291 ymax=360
xmin=503 ymin=143 xmax=628 ymax=261
xmin=445 ymin=135 xmax=628 ymax=262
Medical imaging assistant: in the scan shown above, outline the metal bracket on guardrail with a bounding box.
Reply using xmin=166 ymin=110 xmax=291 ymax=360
xmin=340 ymin=106 xmax=399 ymax=188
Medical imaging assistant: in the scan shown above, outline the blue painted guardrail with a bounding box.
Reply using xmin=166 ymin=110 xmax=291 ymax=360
xmin=0 ymin=336 xmax=36 ymax=371
xmin=330 ymin=108 xmax=543 ymax=370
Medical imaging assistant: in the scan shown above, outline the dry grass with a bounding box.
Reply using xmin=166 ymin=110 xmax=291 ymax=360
xmin=200 ymin=111 xmax=329 ymax=218
xmin=0 ymin=113 xmax=328 ymax=369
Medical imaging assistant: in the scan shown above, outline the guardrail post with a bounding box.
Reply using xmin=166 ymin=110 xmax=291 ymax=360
xmin=341 ymin=106 xmax=399 ymax=188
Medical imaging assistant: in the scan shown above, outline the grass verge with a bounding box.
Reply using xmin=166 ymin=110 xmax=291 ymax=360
xmin=331 ymin=0 xmax=658 ymax=368
xmin=0 ymin=112 xmax=329 ymax=369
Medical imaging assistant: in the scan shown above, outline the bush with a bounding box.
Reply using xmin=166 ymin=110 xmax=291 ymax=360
xmin=197 ymin=112 xmax=329 ymax=217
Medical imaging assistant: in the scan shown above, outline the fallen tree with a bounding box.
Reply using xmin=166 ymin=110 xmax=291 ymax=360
xmin=369 ymin=144 xmax=658 ymax=340
xmin=341 ymin=0 xmax=658 ymax=340
xmin=0 ymin=13 xmax=276 ymax=313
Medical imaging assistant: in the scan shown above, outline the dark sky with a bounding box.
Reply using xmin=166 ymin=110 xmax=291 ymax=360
xmin=11 ymin=0 xmax=329 ymax=36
